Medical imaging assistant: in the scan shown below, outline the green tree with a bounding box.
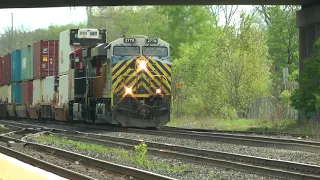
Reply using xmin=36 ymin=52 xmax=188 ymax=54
xmin=291 ymin=39 xmax=320 ymax=121
xmin=255 ymin=5 xmax=300 ymax=98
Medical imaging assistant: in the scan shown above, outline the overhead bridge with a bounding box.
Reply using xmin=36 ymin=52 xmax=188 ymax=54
xmin=0 ymin=0 xmax=318 ymax=8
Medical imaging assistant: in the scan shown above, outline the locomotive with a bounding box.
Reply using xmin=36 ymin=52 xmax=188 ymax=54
xmin=68 ymin=34 xmax=172 ymax=128
xmin=0 ymin=28 xmax=172 ymax=128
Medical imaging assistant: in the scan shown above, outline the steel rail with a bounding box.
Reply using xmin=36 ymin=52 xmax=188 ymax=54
xmin=45 ymin=131 xmax=320 ymax=180
xmin=2 ymin=120 xmax=320 ymax=152
xmin=163 ymin=126 xmax=314 ymax=138
xmin=123 ymin=128 xmax=320 ymax=153
xmin=0 ymin=143 xmax=95 ymax=180
xmin=0 ymin=134 xmax=177 ymax=180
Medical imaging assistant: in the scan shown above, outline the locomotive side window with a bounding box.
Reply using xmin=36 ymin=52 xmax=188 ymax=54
xmin=142 ymin=46 xmax=168 ymax=57
xmin=113 ymin=46 xmax=140 ymax=56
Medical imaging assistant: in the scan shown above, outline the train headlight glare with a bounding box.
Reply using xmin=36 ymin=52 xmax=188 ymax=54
xmin=125 ymin=87 xmax=132 ymax=94
xmin=139 ymin=60 xmax=147 ymax=70
xmin=156 ymin=88 xmax=161 ymax=94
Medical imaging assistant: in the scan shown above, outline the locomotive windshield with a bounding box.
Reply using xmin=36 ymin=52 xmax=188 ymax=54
xmin=113 ymin=46 xmax=140 ymax=56
xmin=142 ymin=46 xmax=168 ymax=57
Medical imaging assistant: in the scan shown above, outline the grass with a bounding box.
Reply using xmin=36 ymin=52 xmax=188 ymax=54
xmin=37 ymin=134 xmax=187 ymax=174
xmin=0 ymin=124 xmax=10 ymax=134
xmin=167 ymin=116 xmax=320 ymax=137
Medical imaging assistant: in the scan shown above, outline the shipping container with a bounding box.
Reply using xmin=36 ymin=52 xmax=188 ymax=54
xmin=11 ymin=50 xmax=22 ymax=82
xmin=0 ymin=57 xmax=3 ymax=85
xmin=59 ymin=30 xmax=81 ymax=75
xmin=33 ymin=40 xmax=59 ymax=79
xmin=32 ymin=78 xmax=44 ymax=105
xmin=3 ymin=54 xmax=11 ymax=85
xmin=22 ymin=81 xmax=33 ymax=105
xmin=1 ymin=85 xmax=8 ymax=102
xmin=11 ymin=83 xmax=21 ymax=104
xmin=21 ymin=45 xmax=34 ymax=80
xmin=58 ymin=74 xmax=75 ymax=105
xmin=43 ymin=76 xmax=56 ymax=103
xmin=7 ymin=85 xmax=11 ymax=104
xmin=0 ymin=86 xmax=2 ymax=102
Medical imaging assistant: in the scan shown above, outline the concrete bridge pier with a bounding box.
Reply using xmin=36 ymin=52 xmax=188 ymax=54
xmin=296 ymin=4 xmax=320 ymax=122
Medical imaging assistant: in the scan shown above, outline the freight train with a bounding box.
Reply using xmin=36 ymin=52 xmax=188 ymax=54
xmin=0 ymin=28 xmax=172 ymax=128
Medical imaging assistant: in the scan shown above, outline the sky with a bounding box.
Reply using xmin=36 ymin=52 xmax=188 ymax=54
xmin=0 ymin=7 xmax=87 ymax=33
xmin=0 ymin=6 xmax=253 ymax=33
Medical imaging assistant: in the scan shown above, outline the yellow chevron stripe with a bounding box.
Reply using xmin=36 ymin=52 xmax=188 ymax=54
xmin=161 ymin=61 xmax=172 ymax=74
xmin=112 ymin=68 xmax=133 ymax=90
xmin=112 ymin=60 xmax=125 ymax=73
xmin=114 ymin=71 xmax=139 ymax=93
xmin=147 ymin=63 xmax=171 ymax=92
xmin=150 ymin=58 xmax=172 ymax=82
xmin=112 ymin=59 xmax=134 ymax=81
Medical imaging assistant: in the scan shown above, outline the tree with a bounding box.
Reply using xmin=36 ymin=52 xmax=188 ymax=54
xmin=254 ymin=5 xmax=300 ymax=98
xmin=291 ymin=39 xmax=320 ymax=121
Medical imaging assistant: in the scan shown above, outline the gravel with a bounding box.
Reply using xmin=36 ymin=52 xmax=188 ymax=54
xmin=27 ymin=136 xmax=285 ymax=180
xmin=6 ymin=143 xmax=131 ymax=180
xmin=98 ymin=131 xmax=320 ymax=166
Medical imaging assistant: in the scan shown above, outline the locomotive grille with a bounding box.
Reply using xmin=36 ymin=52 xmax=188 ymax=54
xmin=111 ymin=56 xmax=171 ymax=95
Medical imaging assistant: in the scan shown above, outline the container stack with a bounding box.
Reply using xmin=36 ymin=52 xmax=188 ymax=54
xmin=0 ymin=39 xmax=59 ymax=119
xmin=30 ymin=40 xmax=59 ymax=119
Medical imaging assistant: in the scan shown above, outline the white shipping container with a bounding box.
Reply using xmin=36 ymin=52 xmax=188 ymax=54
xmin=59 ymin=29 xmax=80 ymax=75
xmin=2 ymin=85 xmax=8 ymax=102
xmin=8 ymin=85 xmax=11 ymax=104
xmin=58 ymin=73 xmax=74 ymax=106
xmin=33 ymin=79 xmax=44 ymax=105
xmin=43 ymin=76 xmax=55 ymax=103
xmin=0 ymin=86 xmax=2 ymax=101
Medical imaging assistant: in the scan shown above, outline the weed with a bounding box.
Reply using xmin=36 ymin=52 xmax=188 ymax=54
xmin=37 ymin=135 xmax=187 ymax=173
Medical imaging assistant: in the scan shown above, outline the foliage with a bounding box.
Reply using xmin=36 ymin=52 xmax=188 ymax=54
xmin=173 ymin=12 xmax=270 ymax=118
xmin=280 ymin=90 xmax=291 ymax=107
xmin=254 ymin=5 xmax=300 ymax=98
xmin=291 ymin=39 xmax=320 ymax=120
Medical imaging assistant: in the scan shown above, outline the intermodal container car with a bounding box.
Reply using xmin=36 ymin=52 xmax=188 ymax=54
xmin=11 ymin=83 xmax=21 ymax=104
xmin=3 ymin=54 xmax=11 ymax=85
xmin=21 ymin=45 xmax=34 ymax=80
xmin=33 ymin=40 xmax=59 ymax=79
xmin=21 ymin=81 xmax=33 ymax=105
xmin=11 ymin=50 xmax=22 ymax=82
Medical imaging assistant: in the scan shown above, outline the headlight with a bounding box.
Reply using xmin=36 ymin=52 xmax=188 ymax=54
xmin=139 ymin=60 xmax=147 ymax=70
xmin=156 ymin=88 xmax=161 ymax=94
xmin=125 ymin=87 xmax=132 ymax=94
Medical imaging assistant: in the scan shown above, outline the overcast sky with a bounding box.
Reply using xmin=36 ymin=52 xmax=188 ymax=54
xmin=0 ymin=6 xmax=253 ymax=33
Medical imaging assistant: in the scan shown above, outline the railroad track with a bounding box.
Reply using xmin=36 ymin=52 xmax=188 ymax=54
xmin=2 ymin=120 xmax=320 ymax=179
xmin=1 ymin=119 xmax=320 ymax=153
xmin=0 ymin=133 xmax=176 ymax=180
xmin=21 ymin=130 xmax=320 ymax=180
xmin=163 ymin=126 xmax=314 ymax=138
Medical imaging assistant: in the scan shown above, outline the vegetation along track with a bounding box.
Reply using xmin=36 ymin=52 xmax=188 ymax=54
xmin=1 ymin=119 xmax=320 ymax=153
xmin=0 ymin=131 xmax=176 ymax=180
xmin=13 ymin=129 xmax=320 ymax=180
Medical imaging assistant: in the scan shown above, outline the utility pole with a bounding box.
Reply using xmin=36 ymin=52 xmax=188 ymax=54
xmin=11 ymin=13 xmax=14 ymax=51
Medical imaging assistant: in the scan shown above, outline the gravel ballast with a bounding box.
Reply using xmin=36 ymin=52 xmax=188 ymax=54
xmin=26 ymin=135 xmax=286 ymax=180
xmin=7 ymin=144 xmax=130 ymax=180
xmin=99 ymin=131 xmax=320 ymax=166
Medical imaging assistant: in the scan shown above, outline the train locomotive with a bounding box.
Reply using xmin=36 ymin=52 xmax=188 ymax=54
xmin=0 ymin=28 xmax=172 ymax=129
xmin=69 ymin=35 xmax=172 ymax=128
